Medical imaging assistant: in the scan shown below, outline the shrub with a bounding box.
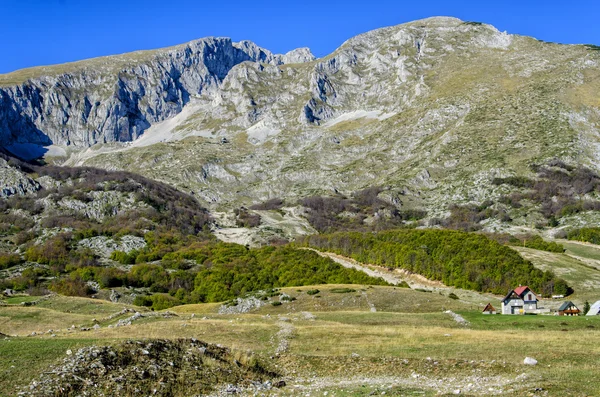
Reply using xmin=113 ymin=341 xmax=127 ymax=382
xmin=133 ymin=294 xmax=180 ymax=310
xmin=0 ymin=253 xmax=23 ymax=269
xmin=306 ymin=289 xmax=320 ymax=295
xmin=49 ymin=276 xmax=94 ymax=297
xmin=330 ymin=288 xmax=356 ymax=293
xmin=133 ymin=295 xmax=153 ymax=307
xmin=234 ymin=208 xmax=261 ymax=228
xmin=271 ymin=301 xmax=282 ymax=306
xmin=24 ymin=234 xmax=71 ymax=266
xmin=511 ymin=235 xmax=565 ymax=253
xmin=567 ymin=228 xmax=600 ymax=245
xmin=448 ymin=293 xmax=459 ymax=300
xmin=249 ymin=198 xmax=284 ymax=211
xmin=110 ymin=250 xmax=138 ymax=265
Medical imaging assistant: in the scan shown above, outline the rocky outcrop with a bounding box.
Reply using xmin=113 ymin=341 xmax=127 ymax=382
xmin=0 ymin=157 xmax=40 ymax=197
xmin=0 ymin=39 xmax=315 ymax=148
xmin=22 ymin=339 xmax=279 ymax=396
xmin=78 ymin=235 xmax=146 ymax=258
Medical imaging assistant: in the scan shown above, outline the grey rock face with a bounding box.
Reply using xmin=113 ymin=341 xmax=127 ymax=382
xmin=0 ymin=38 xmax=313 ymax=148
xmin=78 ymin=235 xmax=146 ymax=258
xmin=0 ymin=157 xmax=40 ymax=197
xmin=281 ymin=47 xmax=316 ymax=64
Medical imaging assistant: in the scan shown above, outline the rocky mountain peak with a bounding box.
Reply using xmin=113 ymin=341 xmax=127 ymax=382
xmin=0 ymin=36 xmax=315 ymax=151
xmin=1 ymin=18 xmax=600 ymax=224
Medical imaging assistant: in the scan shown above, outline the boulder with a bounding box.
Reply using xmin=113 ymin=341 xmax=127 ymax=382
xmin=524 ymin=357 xmax=538 ymax=365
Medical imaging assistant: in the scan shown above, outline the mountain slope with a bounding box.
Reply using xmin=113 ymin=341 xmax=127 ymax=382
xmin=1 ymin=17 xmax=600 ymax=222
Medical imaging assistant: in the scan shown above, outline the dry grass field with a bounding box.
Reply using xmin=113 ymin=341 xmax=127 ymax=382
xmin=2 ymin=282 xmax=600 ymax=396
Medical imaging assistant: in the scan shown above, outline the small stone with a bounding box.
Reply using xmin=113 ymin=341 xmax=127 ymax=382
xmin=66 ymin=349 xmax=72 ymax=356
xmin=523 ymin=357 xmax=538 ymax=365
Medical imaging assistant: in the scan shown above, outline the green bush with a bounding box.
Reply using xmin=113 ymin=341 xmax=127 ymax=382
xmin=110 ymin=250 xmax=138 ymax=265
xmin=0 ymin=253 xmax=23 ymax=269
xmin=191 ymin=246 xmax=387 ymax=303
xmin=567 ymin=228 xmax=600 ymax=245
xmin=509 ymin=235 xmax=564 ymax=253
xmin=133 ymin=295 xmax=153 ymax=307
xmin=330 ymin=288 xmax=356 ymax=293
xmin=56 ymin=238 xmax=388 ymax=304
xmin=133 ymin=294 xmax=180 ymax=310
xmin=49 ymin=275 xmax=94 ymax=297
xmin=24 ymin=235 xmax=70 ymax=266
xmin=306 ymin=289 xmax=320 ymax=295
xmin=271 ymin=301 xmax=282 ymax=306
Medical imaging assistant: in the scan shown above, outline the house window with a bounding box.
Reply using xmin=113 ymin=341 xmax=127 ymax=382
xmin=528 ymin=294 xmax=532 ymax=301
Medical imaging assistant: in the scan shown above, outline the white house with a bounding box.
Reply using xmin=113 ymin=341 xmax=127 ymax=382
xmin=586 ymin=300 xmax=600 ymax=316
xmin=501 ymin=286 xmax=538 ymax=315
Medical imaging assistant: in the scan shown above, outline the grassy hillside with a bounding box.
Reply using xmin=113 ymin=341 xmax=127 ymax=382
xmin=513 ymin=240 xmax=600 ymax=303
xmin=2 ymin=285 xmax=600 ymax=396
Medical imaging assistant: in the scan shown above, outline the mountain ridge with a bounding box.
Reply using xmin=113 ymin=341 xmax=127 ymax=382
xmin=1 ymin=17 xmax=600 ymax=237
xmin=0 ymin=36 xmax=315 ymax=149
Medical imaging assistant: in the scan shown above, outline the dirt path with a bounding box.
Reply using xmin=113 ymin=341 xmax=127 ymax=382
xmin=306 ymin=249 xmax=452 ymax=289
xmin=305 ymin=248 xmax=499 ymax=306
xmin=305 ymin=249 xmax=410 ymax=287
xmin=224 ymin=372 xmax=532 ymax=396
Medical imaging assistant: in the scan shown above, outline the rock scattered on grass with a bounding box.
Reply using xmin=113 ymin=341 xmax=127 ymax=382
xmin=218 ymin=296 xmax=266 ymax=314
xmin=444 ymin=310 xmax=470 ymax=326
xmin=22 ymin=339 xmax=279 ymax=397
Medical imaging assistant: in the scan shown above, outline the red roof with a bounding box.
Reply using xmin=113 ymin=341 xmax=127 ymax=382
xmin=514 ymin=286 xmax=530 ymax=296
xmin=502 ymin=286 xmax=538 ymax=303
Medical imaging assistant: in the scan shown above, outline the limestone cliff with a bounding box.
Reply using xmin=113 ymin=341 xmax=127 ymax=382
xmin=0 ymin=38 xmax=314 ymax=148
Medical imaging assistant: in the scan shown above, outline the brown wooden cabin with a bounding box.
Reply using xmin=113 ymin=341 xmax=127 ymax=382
xmin=482 ymin=303 xmax=497 ymax=314
xmin=558 ymin=301 xmax=580 ymax=316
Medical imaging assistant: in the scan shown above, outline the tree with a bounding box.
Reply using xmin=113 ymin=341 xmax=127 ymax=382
xmin=584 ymin=301 xmax=591 ymax=315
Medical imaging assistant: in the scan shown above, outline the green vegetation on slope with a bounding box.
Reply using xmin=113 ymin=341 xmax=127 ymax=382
xmin=485 ymin=233 xmax=565 ymax=253
xmin=2 ymin=227 xmax=387 ymax=309
xmin=567 ymin=227 xmax=600 ymax=245
xmin=296 ymin=229 xmax=569 ymax=296
xmin=0 ymin=156 xmax=211 ymax=248
xmin=100 ymin=241 xmax=387 ymax=307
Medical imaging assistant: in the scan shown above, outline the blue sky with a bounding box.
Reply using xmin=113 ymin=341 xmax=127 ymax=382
xmin=1 ymin=0 xmax=599 ymax=74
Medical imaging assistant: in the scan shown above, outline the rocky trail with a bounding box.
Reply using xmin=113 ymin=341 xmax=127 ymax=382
xmin=307 ymin=249 xmax=500 ymax=306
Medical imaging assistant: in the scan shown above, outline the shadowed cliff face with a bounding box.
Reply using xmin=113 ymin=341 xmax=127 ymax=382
xmin=0 ymin=38 xmax=315 ymax=148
